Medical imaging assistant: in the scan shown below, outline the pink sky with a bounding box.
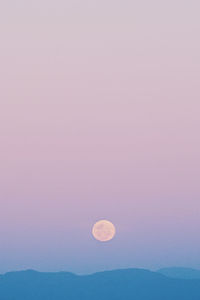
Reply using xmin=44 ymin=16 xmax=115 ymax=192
xmin=0 ymin=0 xmax=200 ymax=274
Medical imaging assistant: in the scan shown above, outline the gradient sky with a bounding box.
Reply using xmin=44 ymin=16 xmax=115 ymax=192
xmin=0 ymin=0 xmax=200 ymax=274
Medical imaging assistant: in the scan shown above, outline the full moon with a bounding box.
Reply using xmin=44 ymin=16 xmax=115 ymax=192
xmin=92 ymin=220 xmax=116 ymax=242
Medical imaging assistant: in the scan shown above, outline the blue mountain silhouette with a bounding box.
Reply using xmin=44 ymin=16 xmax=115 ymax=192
xmin=158 ymin=267 xmax=200 ymax=279
xmin=1 ymin=268 xmax=200 ymax=299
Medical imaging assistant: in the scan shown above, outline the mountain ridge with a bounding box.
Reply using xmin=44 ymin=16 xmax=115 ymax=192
xmin=1 ymin=268 xmax=200 ymax=299
xmin=158 ymin=267 xmax=200 ymax=279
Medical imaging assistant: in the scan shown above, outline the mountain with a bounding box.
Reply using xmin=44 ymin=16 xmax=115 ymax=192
xmin=158 ymin=267 xmax=200 ymax=279
xmin=0 ymin=268 xmax=200 ymax=299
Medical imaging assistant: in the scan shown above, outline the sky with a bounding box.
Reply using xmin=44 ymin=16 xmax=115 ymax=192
xmin=0 ymin=0 xmax=200 ymax=274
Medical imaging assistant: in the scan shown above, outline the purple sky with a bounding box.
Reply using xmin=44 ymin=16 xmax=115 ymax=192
xmin=0 ymin=0 xmax=200 ymax=274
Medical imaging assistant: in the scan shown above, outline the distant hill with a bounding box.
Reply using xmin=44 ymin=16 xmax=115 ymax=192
xmin=158 ymin=267 xmax=200 ymax=279
xmin=0 ymin=268 xmax=200 ymax=299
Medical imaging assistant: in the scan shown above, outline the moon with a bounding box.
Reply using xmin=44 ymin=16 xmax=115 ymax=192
xmin=92 ymin=220 xmax=116 ymax=242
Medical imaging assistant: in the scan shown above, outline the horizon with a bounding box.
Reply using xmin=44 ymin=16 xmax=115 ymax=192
xmin=1 ymin=266 xmax=200 ymax=300
xmin=1 ymin=265 xmax=200 ymax=276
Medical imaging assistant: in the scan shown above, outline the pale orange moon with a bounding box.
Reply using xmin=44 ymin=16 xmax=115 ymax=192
xmin=92 ymin=220 xmax=116 ymax=242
